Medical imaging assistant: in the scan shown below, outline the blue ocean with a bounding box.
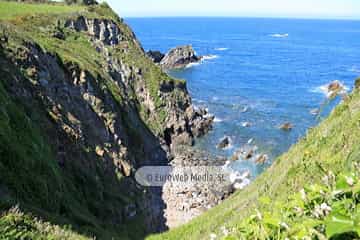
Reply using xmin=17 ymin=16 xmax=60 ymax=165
xmin=126 ymin=18 xmax=360 ymax=177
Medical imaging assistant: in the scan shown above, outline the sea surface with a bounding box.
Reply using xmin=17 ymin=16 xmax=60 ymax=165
xmin=126 ymin=17 xmax=360 ymax=178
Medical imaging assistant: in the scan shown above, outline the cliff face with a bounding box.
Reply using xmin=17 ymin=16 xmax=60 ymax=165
xmin=0 ymin=2 xmax=211 ymax=239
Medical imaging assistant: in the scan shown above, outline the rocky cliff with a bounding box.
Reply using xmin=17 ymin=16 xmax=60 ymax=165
xmin=0 ymin=2 xmax=212 ymax=239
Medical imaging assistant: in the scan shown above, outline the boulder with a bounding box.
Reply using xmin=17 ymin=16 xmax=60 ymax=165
xmin=255 ymin=154 xmax=269 ymax=165
xmin=279 ymin=122 xmax=293 ymax=131
xmin=160 ymin=45 xmax=201 ymax=69
xmin=328 ymin=80 xmax=342 ymax=92
xmin=147 ymin=50 xmax=165 ymax=63
xmin=217 ymin=136 xmax=231 ymax=149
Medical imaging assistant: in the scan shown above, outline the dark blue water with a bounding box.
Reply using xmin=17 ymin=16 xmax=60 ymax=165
xmin=126 ymin=17 xmax=360 ymax=177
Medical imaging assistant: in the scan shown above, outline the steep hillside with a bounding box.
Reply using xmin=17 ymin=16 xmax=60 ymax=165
xmin=149 ymin=86 xmax=360 ymax=239
xmin=0 ymin=1 xmax=212 ymax=239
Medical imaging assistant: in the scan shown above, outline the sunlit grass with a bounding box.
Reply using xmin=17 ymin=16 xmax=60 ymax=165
xmin=0 ymin=1 xmax=84 ymax=20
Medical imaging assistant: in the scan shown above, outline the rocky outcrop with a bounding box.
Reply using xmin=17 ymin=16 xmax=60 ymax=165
xmin=160 ymin=45 xmax=202 ymax=69
xmin=0 ymin=5 xmax=216 ymax=237
xmin=147 ymin=50 xmax=165 ymax=63
xmin=217 ymin=136 xmax=231 ymax=149
xmin=65 ymin=16 xmax=123 ymax=46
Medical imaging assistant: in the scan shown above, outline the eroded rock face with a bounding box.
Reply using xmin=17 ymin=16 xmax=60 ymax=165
xmin=160 ymin=45 xmax=201 ymax=69
xmin=1 ymin=13 xmax=216 ymax=234
xmin=147 ymin=50 xmax=165 ymax=63
xmin=163 ymin=146 xmax=232 ymax=228
xmin=65 ymin=16 xmax=123 ymax=46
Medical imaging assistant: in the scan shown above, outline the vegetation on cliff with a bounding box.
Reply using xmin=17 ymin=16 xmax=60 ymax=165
xmin=0 ymin=0 xmax=195 ymax=238
xmin=149 ymin=86 xmax=360 ymax=239
xmin=1 ymin=1 xmax=360 ymax=240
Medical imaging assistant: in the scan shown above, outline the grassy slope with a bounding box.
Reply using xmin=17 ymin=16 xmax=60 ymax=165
xmin=0 ymin=2 xmax=151 ymax=239
xmin=149 ymin=89 xmax=360 ymax=239
xmin=0 ymin=1 xmax=85 ymax=20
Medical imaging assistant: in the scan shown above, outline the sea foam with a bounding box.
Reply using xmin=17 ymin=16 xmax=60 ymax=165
xmin=202 ymin=55 xmax=219 ymax=60
xmin=215 ymin=47 xmax=229 ymax=51
xmin=310 ymin=80 xmax=349 ymax=98
xmin=270 ymin=33 xmax=289 ymax=38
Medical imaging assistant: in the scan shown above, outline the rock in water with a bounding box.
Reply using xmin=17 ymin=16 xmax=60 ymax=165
xmin=160 ymin=45 xmax=201 ymax=69
xmin=255 ymin=154 xmax=269 ymax=165
xmin=328 ymin=80 xmax=342 ymax=92
xmin=310 ymin=108 xmax=320 ymax=116
xmin=147 ymin=50 xmax=165 ymax=63
xmin=279 ymin=122 xmax=293 ymax=131
xmin=217 ymin=136 xmax=231 ymax=149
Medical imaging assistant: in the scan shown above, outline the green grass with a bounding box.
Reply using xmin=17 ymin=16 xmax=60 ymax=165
xmin=149 ymin=89 xmax=360 ymax=239
xmin=0 ymin=207 xmax=89 ymax=240
xmin=0 ymin=1 xmax=85 ymax=20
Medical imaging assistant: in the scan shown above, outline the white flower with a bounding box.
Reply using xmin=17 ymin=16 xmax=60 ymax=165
xmin=280 ymin=222 xmax=289 ymax=230
xmin=313 ymin=203 xmax=332 ymax=218
xmin=346 ymin=176 xmax=355 ymax=186
xmin=210 ymin=233 xmax=217 ymax=240
xmin=300 ymin=189 xmax=307 ymax=200
xmin=320 ymin=203 xmax=332 ymax=215
xmin=221 ymin=226 xmax=229 ymax=236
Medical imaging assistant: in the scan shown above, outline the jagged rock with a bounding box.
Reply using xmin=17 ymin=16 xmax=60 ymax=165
xmin=244 ymin=149 xmax=254 ymax=160
xmin=328 ymin=80 xmax=342 ymax=92
xmin=160 ymin=45 xmax=201 ymax=69
xmin=217 ymin=136 xmax=231 ymax=149
xmin=279 ymin=122 xmax=293 ymax=131
xmin=65 ymin=16 xmax=123 ymax=46
xmin=147 ymin=50 xmax=165 ymax=63
xmin=52 ymin=29 xmax=65 ymax=40
xmin=255 ymin=154 xmax=269 ymax=165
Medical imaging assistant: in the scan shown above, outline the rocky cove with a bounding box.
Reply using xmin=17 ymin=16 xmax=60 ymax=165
xmin=0 ymin=2 xmax=243 ymax=237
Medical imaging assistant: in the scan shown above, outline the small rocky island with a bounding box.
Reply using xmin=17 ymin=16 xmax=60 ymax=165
xmin=147 ymin=45 xmax=202 ymax=69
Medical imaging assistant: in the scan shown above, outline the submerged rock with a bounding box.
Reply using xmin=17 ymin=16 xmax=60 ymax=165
xmin=255 ymin=154 xmax=269 ymax=165
xmin=217 ymin=136 xmax=231 ymax=149
xmin=279 ymin=122 xmax=293 ymax=131
xmin=160 ymin=45 xmax=202 ymax=69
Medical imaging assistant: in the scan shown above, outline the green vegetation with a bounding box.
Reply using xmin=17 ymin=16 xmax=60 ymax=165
xmin=223 ymin=166 xmax=360 ymax=239
xmin=0 ymin=207 xmax=89 ymax=240
xmin=0 ymin=1 xmax=157 ymax=239
xmin=0 ymin=1 xmax=85 ymax=20
xmin=149 ymin=88 xmax=360 ymax=239
xmin=3 ymin=1 xmax=360 ymax=239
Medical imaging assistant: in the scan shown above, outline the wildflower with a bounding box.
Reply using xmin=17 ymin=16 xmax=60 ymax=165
xmin=210 ymin=233 xmax=217 ymax=240
xmin=280 ymin=222 xmax=290 ymax=230
xmin=346 ymin=176 xmax=354 ymax=186
xmin=255 ymin=209 xmax=262 ymax=221
xmin=313 ymin=203 xmax=331 ymax=218
xmin=300 ymin=189 xmax=307 ymax=201
xmin=221 ymin=226 xmax=229 ymax=236
xmin=320 ymin=203 xmax=332 ymax=215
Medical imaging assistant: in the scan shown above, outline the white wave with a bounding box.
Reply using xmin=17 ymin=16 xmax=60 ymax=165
xmin=202 ymin=55 xmax=219 ymax=61
xmin=186 ymin=62 xmax=201 ymax=68
xmin=349 ymin=66 xmax=360 ymax=73
xmin=214 ymin=117 xmax=223 ymax=123
xmin=310 ymin=80 xmax=349 ymax=98
xmin=270 ymin=33 xmax=289 ymax=38
xmin=215 ymin=47 xmax=228 ymax=51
